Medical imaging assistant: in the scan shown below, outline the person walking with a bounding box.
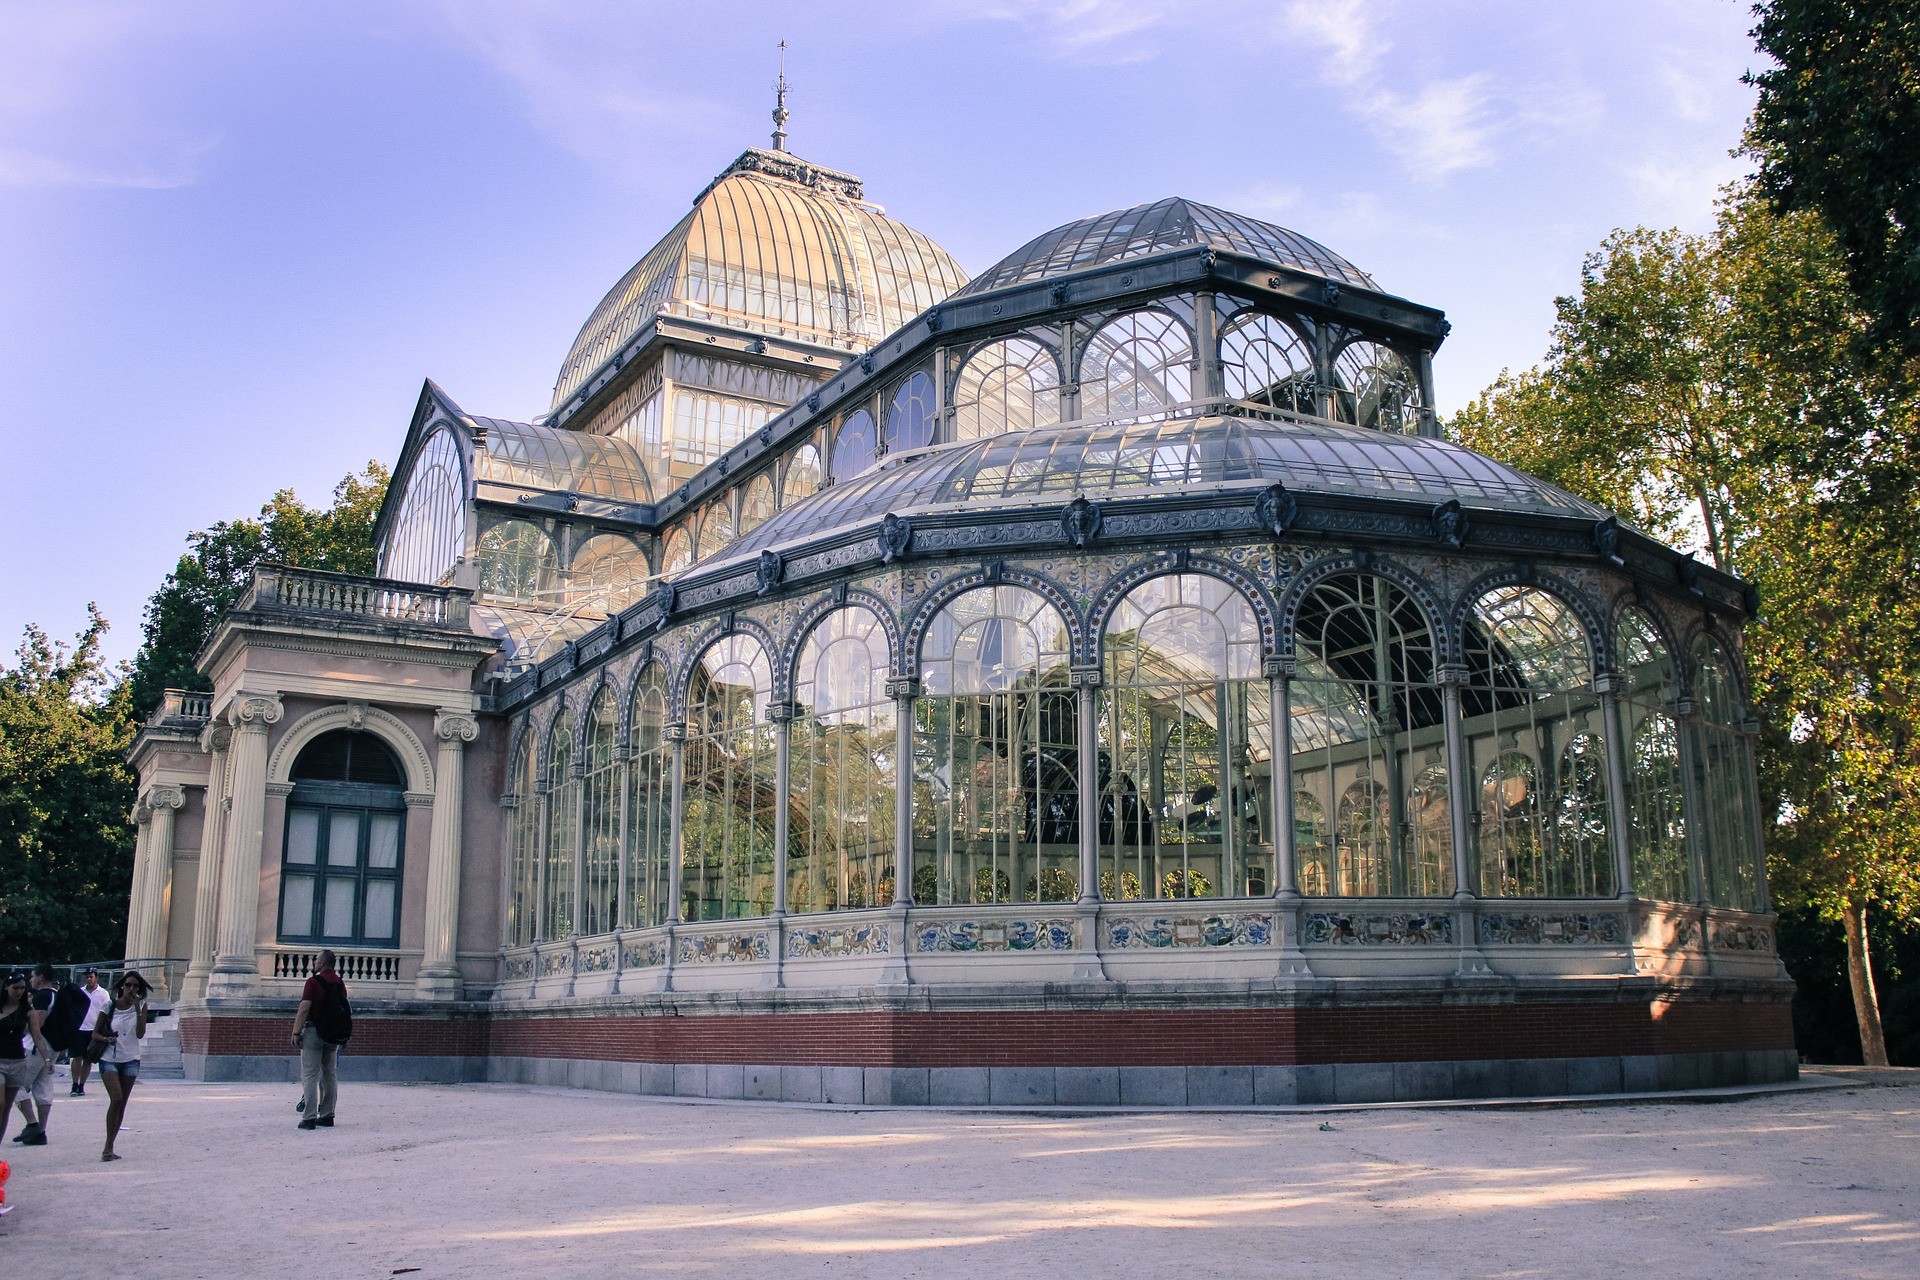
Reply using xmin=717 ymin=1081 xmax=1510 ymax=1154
xmin=67 ymin=970 xmax=112 ymax=1097
xmin=9 ymin=966 xmax=60 ymax=1146
xmin=0 ymin=974 xmax=53 ymax=1145
xmin=291 ymin=950 xmax=347 ymax=1130
xmin=94 ymin=972 xmax=150 ymax=1162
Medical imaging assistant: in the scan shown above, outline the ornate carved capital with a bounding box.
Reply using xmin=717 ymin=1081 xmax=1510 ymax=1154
xmin=435 ymin=709 xmax=481 ymax=745
xmin=199 ymin=722 xmax=232 ymax=754
xmin=1435 ymin=663 xmax=1471 ymax=689
xmin=146 ymin=784 xmax=186 ymax=812
xmin=765 ymin=701 xmax=799 ymax=724
xmin=1069 ymin=664 xmax=1103 ymax=691
xmin=885 ymin=676 xmax=921 ymax=702
xmin=404 ymin=790 xmax=435 ymax=808
xmin=1263 ymin=653 xmax=1297 ymax=680
xmin=134 ymin=804 xmax=153 ymax=826
xmin=663 ymin=723 xmax=688 ymax=744
xmin=1590 ymin=671 xmax=1622 ymax=697
xmin=228 ymin=692 xmax=284 ymax=729
xmin=265 ymin=782 xmax=295 ymax=798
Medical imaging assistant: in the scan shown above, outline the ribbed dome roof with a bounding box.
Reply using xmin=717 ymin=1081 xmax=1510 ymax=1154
xmin=551 ymin=149 xmax=970 ymax=409
xmin=956 ymin=197 xmax=1376 ymax=298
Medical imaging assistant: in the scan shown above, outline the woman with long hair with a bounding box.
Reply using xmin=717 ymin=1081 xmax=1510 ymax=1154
xmin=94 ymin=971 xmax=150 ymax=1162
xmin=0 ymin=973 xmax=53 ymax=1145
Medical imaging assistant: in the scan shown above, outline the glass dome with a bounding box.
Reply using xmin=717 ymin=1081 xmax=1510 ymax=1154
xmin=956 ymin=198 xmax=1377 ymax=298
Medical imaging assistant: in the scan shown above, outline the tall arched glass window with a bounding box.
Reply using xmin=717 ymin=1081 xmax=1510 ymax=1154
xmin=954 ymin=338 xmax=1060 ymax=440
xmin=570 ymin=534 xmax=646 ymax=613
xmin=544 ymin=710 xmax=577 ymax=940
xmin=1220 ymin=313 xmax=1316 ymax=416
xmin=1078 ymin=309 xmax=1193 ymax=420
xmin=1694 ymin=637 xmax=1761 ymax=909
xmin=1292 ymin=573 xmax=1450 ymax=896
xmin=684 ymin=636 xmax=776 ymax=920
xmin=783 ymin=443 xmax=822 ymax=507
xmin=832 ymin=410 xmax=877 ymax=481
xmin=791 ymin=608 xmax=897 ymax=914
xmin=914 ymin=586 xmax=1077 ymax=905
xmin=1332 ymin=340 xmax=1422 ymax=434
xmin=383 ymin=427 xmax=466 ymax=586
xmin=1617 ymin=608 xmax=1688 ymax=901
xmin=477 ymin=519 xmax=558 ymax=603
xmin=627 ymin=665 xmax=672 ymax=928
xmin=1099 ymin=574 xmax=1270 ymax=901
xmin=884 ymin=371 xmax=937 ymax=455
xmin=277 ymin=730 xmax=405 ymax=947
xmin=579 ymin=690 xmax=620 ymax=937
xmin=659 ymin=528 xmax=694 ymax=578
xmin=737 ymin=474 xmax=777 ymax=537
xmin=1463 ymin=586 xmax=1612 ymax=897
xmin=696 ymin=502 xmax=736 ymax=562
xmin=506 ymin=729 xmax=541 ymax=946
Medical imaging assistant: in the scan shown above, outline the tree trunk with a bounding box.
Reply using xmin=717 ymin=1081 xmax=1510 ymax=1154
xmin=1841 ymin=898 xmax=1890 ymax=1067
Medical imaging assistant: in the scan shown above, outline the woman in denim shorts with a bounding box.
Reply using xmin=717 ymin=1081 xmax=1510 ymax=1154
xmin=95 ymin=972 xmax=149 ymax=1162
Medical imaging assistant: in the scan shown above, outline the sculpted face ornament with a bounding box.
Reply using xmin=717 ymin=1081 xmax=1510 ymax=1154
xmin=755 ymin=549 xmax=784 ymax=597
xmin=653 ymin=581 xmax=678 ymax=632
xmin=878 ymin=513 xmax=913 ymax=563
xmin=1430 ymin=499 xmax=1469 ymax=550
xmin=1061 ymin=496 xmax=1102 ymax=550
xmin=1676 ymin=555 xmax=1703 ymax=596
xmin=1254 ymin=482 xmax=1298 ymax=537
xmin=1593 ymin=515 xmax=1625 ymax=566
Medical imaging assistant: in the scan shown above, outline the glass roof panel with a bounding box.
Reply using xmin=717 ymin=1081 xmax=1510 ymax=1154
xmin=470 ymin=416 xmax=653 ymax=503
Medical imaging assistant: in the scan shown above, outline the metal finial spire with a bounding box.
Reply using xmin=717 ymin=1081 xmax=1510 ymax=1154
xmin=771 ymin=41 xmax=790 ymax=151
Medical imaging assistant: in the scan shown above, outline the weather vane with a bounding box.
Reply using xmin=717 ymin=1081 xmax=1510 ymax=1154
xmin=771 ymin=40 xmax=790 ymax=152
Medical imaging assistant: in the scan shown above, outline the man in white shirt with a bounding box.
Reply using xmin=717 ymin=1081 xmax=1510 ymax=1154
xmin=67 ymin=970 xmax=112 ymax=1097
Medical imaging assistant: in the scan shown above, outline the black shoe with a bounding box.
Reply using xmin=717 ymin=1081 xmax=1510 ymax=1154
xmin=12 ymin=1124 xmax=39 ymax=1143
xmin=20 ymin=1128 xmax=47 ymax=1145
xmin=69 ymin=1087 xmax=84 ymax=1098
xmin=316 ymin=1115 xmax=334 ymax=1127
xmin=298 ymin=1117 xmax=319 ymax=1130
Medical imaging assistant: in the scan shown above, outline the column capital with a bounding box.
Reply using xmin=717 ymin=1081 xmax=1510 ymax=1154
xmin=227 ymin=691 xmax=284 ymax=729
xmin=199 ymin=721 xmax=232 ymax=754
xmin=434 ymin=709 xmax=481 ymax=744
xmin=134 ymin=803 xmax=154 ymax=827
xmin=145 ymin=784 xmax=186 ymax=812
xmin=1263 ymin=652 xmax=1297 ymax=679
xmin=766 ymin=700 xmax=800 ymax=724
xmin=1435 ymin=663 xmax=1471 ymax=688
xmin=1068 ymin=664 xmax=1102 ymax=690
xmin=1590 ymin=671 xmax=1622 ymax=696
xmin=664 ymin=723 xmax=688 ymax=744
xmin=885 ymin=676 xmax=921 ymax=701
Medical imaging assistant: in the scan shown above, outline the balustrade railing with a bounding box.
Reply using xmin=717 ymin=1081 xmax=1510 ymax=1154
xmin=244 ymin=564 xmax=470 ymax=628
xmin=269 ymin=949 xmax=405 ymax=983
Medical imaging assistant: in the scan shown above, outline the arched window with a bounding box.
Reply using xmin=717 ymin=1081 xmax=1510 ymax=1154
xmin=1220 ymin=313 xmax=1316 ymax=416
xmin=1617 ymin=608 xmax=1688 ymax=901
xmin=1694 ymin=637 xmax=1760 ymax=909
xmin=832 ymin=409 xmax=878 ymax=481
xmin=1100 ymin=575 xmax=1270 ymax=901
xmin=1079 ymin=309 xmax=1193 ymax=420
xmin=506 ymin=729 xmax=541 ymax=947
xmin=791 ymin=608 xmax=896 ymax=914
xmin=1464 ymin=586 xmax=1611 ymax=897
xmin=954 ymin=337 xmax=1060 ymax=440
xmin=627 ymin=665 xmax=673 ymax=928
xmin=579 ymin=690 xmax=620 ymax=937
xmin=915 ymin=586 xmax=1076 ymax=905
xmin=544 ymin=710 xmax=577 ymax=940
xmin=383 ymin=427 xmax=466 ymax=586
xmin=1292 ymin=573 xmax=1450 ymax=895
xmin=737 ymin=474 xmax=777 ymax=537
xmin=884 ymin=371 xmax=937 ymax=454
xmin=1293 ymin=790 xmax=1331 ymax=895
xmin=696 ymin=502 xmax=736 ymax=562
xmin=569 ymin=534 xmax=646 ymax=614
xmin=477 ymin=519 xmax=558 ymax=603
xmin=1332 ymin=341 xmax=1422 ymax=434
xmin=278 ymin=730 xmax=406 ymax=947
xmin=684 ymin=636 xmax=776 ymax=920
xmin=783 ymin=443 xmax=822 ymax=507
xmin=659 ymin=528 xmax=693 ymax=578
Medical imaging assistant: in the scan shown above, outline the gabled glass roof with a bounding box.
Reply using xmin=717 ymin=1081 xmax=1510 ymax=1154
xmin=955 ymin=197 xmax=1377 ymax=297
xmin=468 ymin=416 xmax=653 ymax=504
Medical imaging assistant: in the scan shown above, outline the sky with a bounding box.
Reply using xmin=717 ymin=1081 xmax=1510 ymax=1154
xmin=0 ymin=0 xmax=1766 ymax=670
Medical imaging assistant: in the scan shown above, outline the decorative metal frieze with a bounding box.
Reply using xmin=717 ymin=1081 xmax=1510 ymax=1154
xmin=1104 ymin=912 xmax=1273 ymax=949
xmin=676 ymin=931 xmax=773 ymax=964
xmin=786 ymin=922 xmax=890 ymax=959
xmin=1711 ymin=921 xmax=1774 ymax=953
xmin=622 ymin=937 xmax=667 ymax=969
xmin=578 ymin=944 xmax=616 ymax=973
xmin=1301 ymin=911 xmax=1453 ymax=945
xmin=913 ymin=918 xmax=1076 ymax=952
xmin=1477 ymin=912 xmax=1627 ymax=946
xmin=501 ymin=953 xmax=535 ymax=981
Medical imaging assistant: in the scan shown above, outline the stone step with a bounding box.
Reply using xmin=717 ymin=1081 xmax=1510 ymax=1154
xmin=137 ymin=1020 xmax=185 ymax=1079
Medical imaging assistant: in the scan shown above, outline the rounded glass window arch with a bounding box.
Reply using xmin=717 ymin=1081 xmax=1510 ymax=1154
xmin=953 ymin=337 xmax=1060 ymax=441
xmin=790 ymin=607 xmax=897 ymax=914
xmin=1462 ymin=585 xmax=1612 ymax=897
xmin=737 ymin=473 xmax=777 ymax=537
xmin=783 ymin=443 xmax=823 ymax=507
xmin=883 ymin=371 xmax=937 ymax=455
xmin=659 ymin=527 xmax=694 ymax=578
xmin=1617 ymin=608 xmax=1688 ymax=901
xmin=683 ymin=635 xmax=776 ymax=921
xmin=1291 ymin=573 xmax=1451 ymax=896
xmin=914 ymin=586 xmax=1077 ymax=905
xmin=477 ymin=519 xmax=559 ymax=604
xmin=383 ymin=427 xmax=466 ymax=586
xmin=832 ymin=409 xmax=878 ymax=481
xmin=1332 ymin=340 xmax=1422 ymax=434
xmin=1220 ymin=313 xmax=1316 ymax=417
xmin=578 ymin=689 xmax=620 ymax=938
xmin=1099 ymin=574 xmax=1271 ymax=901
xmin=1078 ymin=309 xmax=1194 ymax=420
xmin=569 ymin=533 xmax=646 ymax=614
xmin=543 ymin=708 xmax=577 ymax=940
xmin=277 ymin=731 xmax=406 ymax=948
xmin=1692 ymin=636 xmax=1761 ymax=909
xmin=696 ymin=501 xmax=736 ymax=562
xmin=505 ymin=728 xmax=541 ymax=946
xmin=626 ymin=664 xmax=673 ymax=928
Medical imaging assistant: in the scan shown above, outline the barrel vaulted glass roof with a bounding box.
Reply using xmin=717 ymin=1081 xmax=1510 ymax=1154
xmin=720 ymin=411 xmax=1603 ymax=564
xmin=551 ymin=149 xmax=969 ymax=408
xmin=956 ymin=198 xmax=1378 ymax=298
xmin=469 ymin=415 xmax=653 ymax=503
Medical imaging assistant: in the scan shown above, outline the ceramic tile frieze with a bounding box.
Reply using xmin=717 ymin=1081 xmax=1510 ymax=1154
xmin=501 ymin=952 xmax=535 ymax=981
xmin=578 ymin=944 xmax=616 ymax=973
xmin=786 ymin=922 xmax=890 ymax=958
xmin=1711 ymin=921 xmax=1773 ymax=952
xmin=1301 ymin=910 xmax=1453 ymax=945
xmin=622 ymin=937 xmax=667 ymax=969
xmin=1478 ymin=911 xmax=1626 ymax=945
xmin=1103 ymin=912 xmax=1272 ymax=949
xmin=913 ymin=918 xmax=1076 ymax=952
xmin=676 ymin=930 xmax=773 ymax=964
xmin=539 ymin=948 xmax=573 ymax=976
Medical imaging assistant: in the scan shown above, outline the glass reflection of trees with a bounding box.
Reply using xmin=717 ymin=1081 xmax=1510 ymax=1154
xmin=1291 ymin=573 xmax=1451 ymax=896
xmin=884 ymin=371 xmax=937 ymax=455
xmin=696 ymin=502 xmax=735 ymax=562
xmin=783 ymin=443 xmax=822 ymax=507
xmin=683 ymin=636 xmax=776 ymax=921
xmin=953 ymin=338 xmax=1060 ymax=441
xmin=1694 ymin=638 xmax=1760 ymax=909
xmin=915 ymin=586 xmax=1077 ymax=905
xmin=478 ymin=519 xmax=558 ymax=603
xmin=1332 ymin=340 xmax=1422 ymax=434
xmin=659 ymin=528 xmax=694 ymax=578
xmin=544 ymin=709 xmax=577 ymax=939
xmin=1220 ymin=313 xmax=1316 ymax=416
xmin=1078 ymin=309 xmax=1193 ymax=419
xmin=737 ymin=474 xmax=777 ymax=538
xmin=1100 ymin=575 xmax=1271 ymax=901
xmin=580 ymin=690 xmax=620 ymax=937
xmin=1463 ymin=586 xmax=1612 ymax=898
xmin=506 ymin=730 xmax=541 ymax=946
xmin=791 ymin=609 xmax=896 ymax=914
xmin=1617 ymin=609 xmax=1688 ymax=901
xmin=627 ymin=665 xmax=673 ymax=928
xmin=832 ymin=409 xmax=878 ymax=481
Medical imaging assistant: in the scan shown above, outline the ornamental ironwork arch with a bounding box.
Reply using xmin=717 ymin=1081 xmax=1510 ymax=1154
xmin=1087 ymin=555 xmax=1281 ymax=660
xmin=903 ymin=565 xmax=1089 ymax=674
xmin=1275 ymin=552 xmax=1447 ymax=658
xmin=1447 ymin=567 xmax=1610 ymax=675
xmin=669 ymin=614 xmax=783 ymax=721
xmin=778 ymin=587 xmax=903 ymax=702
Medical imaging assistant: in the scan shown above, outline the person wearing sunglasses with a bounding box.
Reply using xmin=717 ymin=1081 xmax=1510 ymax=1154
xmin=94 ymin=972 xmax=150 ymax=1162
xmin=0 ymin=973 xmax=54 ymax=1145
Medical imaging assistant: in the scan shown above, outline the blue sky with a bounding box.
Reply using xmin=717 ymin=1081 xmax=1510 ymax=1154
xmin=0 ymin=0 xmax=1764 ymax=669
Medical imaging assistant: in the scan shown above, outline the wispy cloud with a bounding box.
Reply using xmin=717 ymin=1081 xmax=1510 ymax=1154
xmin=929 ymin=0 xmax=1178 ymax=66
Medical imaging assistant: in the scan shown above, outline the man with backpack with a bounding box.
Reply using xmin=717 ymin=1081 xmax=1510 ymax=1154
xmin=290 ymin=951 xmax=350 ymax=1131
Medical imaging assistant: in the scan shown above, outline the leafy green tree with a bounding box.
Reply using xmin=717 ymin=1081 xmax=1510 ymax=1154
xmin=128 ymin=464 xmax=388 ymax=716
xmin=0 ymin=609 xmax=137 ymax=961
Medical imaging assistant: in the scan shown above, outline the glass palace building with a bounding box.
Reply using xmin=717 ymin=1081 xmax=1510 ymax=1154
xmin=125 ymin=137 xmax=1795 ymax=1105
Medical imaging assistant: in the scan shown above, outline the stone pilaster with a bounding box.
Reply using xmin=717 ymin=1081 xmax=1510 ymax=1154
xmin=206 ymin=692 xmax=283 ymax=998
xmin=417 ymin=709 xmax=479 ymax=999
xmin=184 ymin=724 xmax=231 ymax=998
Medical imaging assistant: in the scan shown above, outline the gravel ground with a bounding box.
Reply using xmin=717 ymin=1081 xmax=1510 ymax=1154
xmin=0 ymin=1071 xmax=1914 ymax=1278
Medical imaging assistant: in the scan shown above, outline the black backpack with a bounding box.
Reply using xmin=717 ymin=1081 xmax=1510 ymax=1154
xmin=313 ymin=979 xmax=353 ymax=1046
xmin=48 ymin=983 xmax=90 ymax=1052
